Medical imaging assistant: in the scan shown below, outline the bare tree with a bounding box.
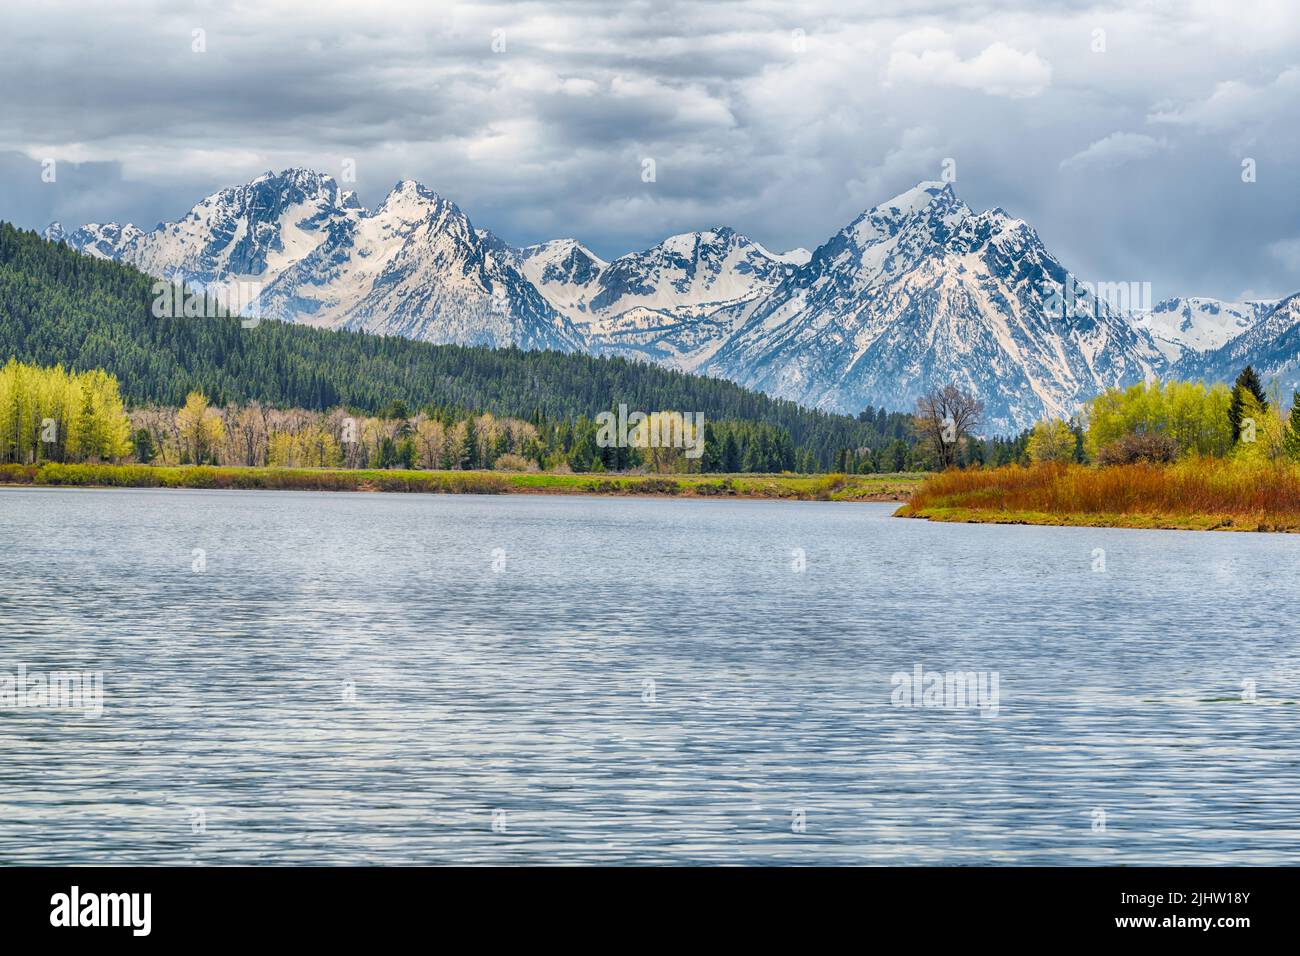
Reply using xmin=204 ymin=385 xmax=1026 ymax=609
xmin=913 ymin=385 xmax=984 ymax=469
xmin=225 ymin=401 xmax=269 ymax=466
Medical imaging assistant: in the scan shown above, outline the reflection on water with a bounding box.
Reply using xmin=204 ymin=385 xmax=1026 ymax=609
xmin=2 ymin=486 xmax=1298 ymax=864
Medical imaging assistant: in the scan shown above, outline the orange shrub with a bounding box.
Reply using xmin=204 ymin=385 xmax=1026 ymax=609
xmin=907 ymin=459 xmax=1300 ymax=521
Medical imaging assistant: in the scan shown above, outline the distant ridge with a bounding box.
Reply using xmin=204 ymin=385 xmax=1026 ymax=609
xmin=44 ymin=170 xmax=1297 ymax=431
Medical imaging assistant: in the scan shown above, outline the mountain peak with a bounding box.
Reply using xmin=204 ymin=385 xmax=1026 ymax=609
xmin=837 ymin=180 xmax=967 ymax=256
xmin=655 ymin=226 xmax=744 ymax=257
xmin=522 ymin=238 xmax=608 ymax=268
xmin=389 ymin=178 xmax=437 ymax=196
xmin=874 ymin=181 xmax=954 ymax=217
xmin=250 ymin=166 xmax=335 ymax=186
xmin=704 ymin=177 xmax=1164 ymax=432
xmin=375 ymin=179 xmax=451 ymax=224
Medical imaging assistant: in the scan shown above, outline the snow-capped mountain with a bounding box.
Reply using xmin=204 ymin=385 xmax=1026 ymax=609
xmin=255 ymin=180 xmax=581 ymax=350
xmin=42 ymin=221 xmax=146 ymax=260
xmin=129 ymin=168 xmax=363 ymax=292
xmin=517 ymin=227 xmax=802 ymax=369
xmin=47 ymin=168 xmax=580 ymax=352
xmin=1133 ymin=296 xmax=1273 ymax=362
xmin=52 ymin=169 xmax=363 ymax=298
xmin=514 ymin=239 xmax=609 ymax=321
xmin=703 ymin=182 xmax=1165 ymax=431
xmin=1175 ymin=293 xmax=1300 ymax=396
xmin=49 ymin=168 xmax=1300 ymax=431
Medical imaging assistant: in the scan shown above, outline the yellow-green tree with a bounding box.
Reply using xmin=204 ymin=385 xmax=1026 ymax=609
xmin=297 ymin=427 xmax=342 ymax=468
xmin=1230 ymin=390 xmax=1286 ymax=463
xmin=1027 ymin=419 xmax=1075 ymax=463
xmin=1085 ymin=380 xmax=1233 ymax=461
xmin=176 ymin=391 xmax=225 ymax=464
xmin=634 ymin=411 xmax=702 ymax=473
xmin=0 ymin=360 xmax=132 ymax=464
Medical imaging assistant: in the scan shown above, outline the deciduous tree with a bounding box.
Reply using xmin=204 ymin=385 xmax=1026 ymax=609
xmin=913 ymin=385 xmax=983 ymax=470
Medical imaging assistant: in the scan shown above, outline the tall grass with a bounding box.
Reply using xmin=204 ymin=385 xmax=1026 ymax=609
xmin=0 ymin=462 xmax=923 ymax=501
xmin=0 ymin=463 xmax=512 ymax=494
xmin=902 ymin=459 xmax=1300 ymax=530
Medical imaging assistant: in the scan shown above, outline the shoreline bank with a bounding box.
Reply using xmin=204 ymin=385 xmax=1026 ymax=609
xmin=0 ymin=463 xmax=922 ymax=503
xmin=895 ymin=505 xmax=1298 ymax=533
xmin=897 ymin=461 xmax=1300 ymax=533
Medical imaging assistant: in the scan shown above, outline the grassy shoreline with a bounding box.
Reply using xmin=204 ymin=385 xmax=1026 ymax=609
xmin=0 ymin=462 xmax=923 ymax=502
xmin=895 ymin=506 xmax=1289 ymax=533
xmin=896 ymin=461 xmax=1300 ymax=533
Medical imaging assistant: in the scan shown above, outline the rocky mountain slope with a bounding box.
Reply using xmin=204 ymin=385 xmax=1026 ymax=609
xmin=702 ymin=183 xmax=1165 ymax=431
xmin=43 ymin=170 xmax=1295 ymax=431
xmin=1175 ymin=293 xmax=1300 ymax=396
xmin=46 ymin=169 xmax=580 ymax=352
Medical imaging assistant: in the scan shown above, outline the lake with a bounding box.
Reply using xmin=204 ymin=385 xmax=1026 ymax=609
xmin=2 ymin=486 xmax=1298 ymax=864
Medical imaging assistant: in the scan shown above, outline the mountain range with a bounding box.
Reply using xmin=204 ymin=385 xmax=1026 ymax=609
xmin=43 ymin=168 xmax=1300 ymax=431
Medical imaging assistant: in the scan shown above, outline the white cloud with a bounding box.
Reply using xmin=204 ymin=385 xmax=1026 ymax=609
xmin=1268 ymin=236 xmax=1300 ymax=273
xmin=889 ymin=27 xmax=955 ymax=55
xmin=1060 ymin=132 xmax=1169 ymax=171
xmin=885 ymin=39 xmax=1051 ymax=98
xmin=1 ymin=0 xmax=1299 ymax=299
xmin=1149 ymin=66 xmax=1300 ymax=130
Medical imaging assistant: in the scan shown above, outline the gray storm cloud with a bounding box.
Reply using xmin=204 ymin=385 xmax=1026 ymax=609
xmin=1 ymin=0 xmax=1298 ymax=300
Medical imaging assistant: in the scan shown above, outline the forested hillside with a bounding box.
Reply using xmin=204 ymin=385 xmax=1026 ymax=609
xmin=0 ymin=222 xmax=915 ymax=470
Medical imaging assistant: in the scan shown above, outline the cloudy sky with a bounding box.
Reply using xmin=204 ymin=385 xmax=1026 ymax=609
xmin=1 ymin=0 xmax=1297 ymax=300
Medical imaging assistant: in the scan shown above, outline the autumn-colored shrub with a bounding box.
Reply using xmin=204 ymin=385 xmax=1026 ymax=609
xmin=0 ymin=464 xmax=38 ymax=483
xmin=493 ymin=453 xmax=537 ymax=472
xmin=1096 ymin=433 xmax=1179 ymax=466
xmin=905 ymin=459 xmax=1300 ymax=523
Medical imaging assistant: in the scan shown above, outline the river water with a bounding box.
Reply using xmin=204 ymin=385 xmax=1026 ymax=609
xmin=2 ymin=486 xmax=1297 ymax=864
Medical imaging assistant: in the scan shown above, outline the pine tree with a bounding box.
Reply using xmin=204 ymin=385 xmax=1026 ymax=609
xmin=460 ymin=418 xmax=477 ymax=469
xmin=700 ymin=423 xmax=722 ymax=472
xmin=1283 ymin=392 xmax=1300 ymax=462
xmin=721 ymin=432 xmax=740 ymax=473
xmin=1229 ymin=365 xmax=1268 ymax=442
xmin=887 ymin=438 xmax=909 ymax=472
xmin=133 ymin=428 xmax=156 ymax=464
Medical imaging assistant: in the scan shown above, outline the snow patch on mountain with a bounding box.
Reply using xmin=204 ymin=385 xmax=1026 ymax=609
xmin=1132 ymin=296 xmax=1273 ymax=362
xmin=769 ymin=246 xmax=812 ymax=266
xmin=47 ymin=169 xmax=579 ymax=352
xmin=1175 ymin=293 xmax=1300 ymax=395
xmin=47 ymin=167 xmax=1300 ymax=431
xmin=705 ymin=183 xmax=1164 ymax=431
xmin=521 ymin=226 xmax=800 ymax=369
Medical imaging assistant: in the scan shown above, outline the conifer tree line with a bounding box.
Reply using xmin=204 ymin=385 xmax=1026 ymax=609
xmin=1 ymin=221 xmax=924 ymax=472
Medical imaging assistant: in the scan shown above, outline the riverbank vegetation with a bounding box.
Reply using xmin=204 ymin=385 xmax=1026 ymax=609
xmin=900 ymin=368 xmax=1300 ymax=531
xmin=1 ymin=221 xmax=935 ymax=472
xmin=0 ymin=461 xmax=923 ymax=501
xmin=0 ymin=357 xmax=884 ymax=475
xmin=899 ymin=459 xmax=1300 ymax=531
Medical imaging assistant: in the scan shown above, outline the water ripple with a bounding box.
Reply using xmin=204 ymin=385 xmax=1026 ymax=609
xmin=1 ymin=487 xmax=1298 ymax=864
